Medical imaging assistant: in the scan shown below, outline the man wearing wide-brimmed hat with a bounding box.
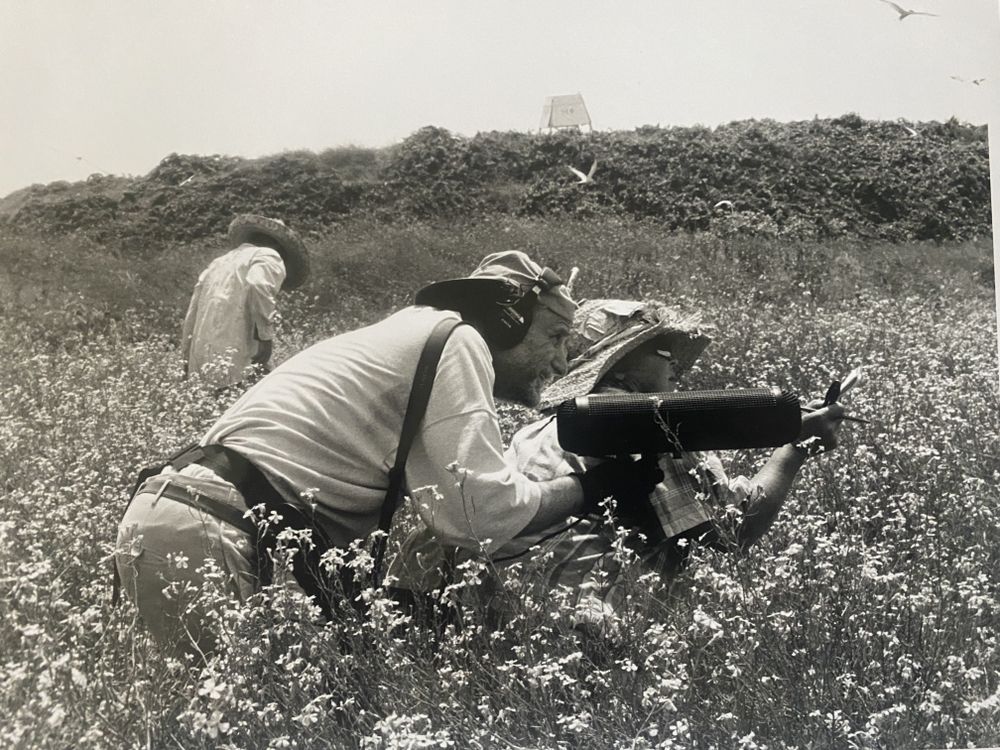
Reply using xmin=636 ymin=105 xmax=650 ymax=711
xmin=390 ymin=298 xmax=847 ymax=632
xmin=117 ymin=252 xmax=663 ymax=654
xmin=181 ymin=214 xmax=310 ymax=388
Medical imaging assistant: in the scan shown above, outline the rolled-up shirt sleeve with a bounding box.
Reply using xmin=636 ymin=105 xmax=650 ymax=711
xmin=245 ymin=249 xmax=286 ymax=341
xmin=404 ymin=327 xmax=542 ymax=553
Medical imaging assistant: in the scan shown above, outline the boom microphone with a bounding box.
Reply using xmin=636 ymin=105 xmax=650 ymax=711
xmin=555 ymin=388 xmax=802 ymax=456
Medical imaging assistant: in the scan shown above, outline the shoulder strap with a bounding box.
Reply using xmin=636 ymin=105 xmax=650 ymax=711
xmin=371 ymin=316 xmax=467 ymax=585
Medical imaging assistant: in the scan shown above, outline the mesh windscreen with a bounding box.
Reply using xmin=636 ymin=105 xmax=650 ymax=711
xmin=556 ymin=388 xmax=801 ymax=455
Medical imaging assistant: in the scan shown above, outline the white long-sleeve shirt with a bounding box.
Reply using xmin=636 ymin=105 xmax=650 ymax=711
xmin=181 ymin=244 xmax=286 ymax=387
xmin=203 ymin=306 xmax=544 ymax=551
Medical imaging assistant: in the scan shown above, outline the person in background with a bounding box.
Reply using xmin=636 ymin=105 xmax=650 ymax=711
xmin=389 ymin=298 xmax=847 ymax=633
xmin=181 ymin=214 xmax=310 ymax=388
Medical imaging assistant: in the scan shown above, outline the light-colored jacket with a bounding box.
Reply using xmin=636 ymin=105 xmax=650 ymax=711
xmin=181 ymin=244 xmax=286 ymax=387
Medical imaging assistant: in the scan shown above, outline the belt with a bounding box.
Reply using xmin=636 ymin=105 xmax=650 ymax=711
xmin=139 ymin=475 xmax=258 ymax=537
xmin=172 ymin=444 xmax=254 ymax=490
xmin=168 ymin=444 xmax=345 ymax=620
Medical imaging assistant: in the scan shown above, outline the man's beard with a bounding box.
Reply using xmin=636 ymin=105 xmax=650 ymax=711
xmin=492 ymin=360 xmax=544 ymax=408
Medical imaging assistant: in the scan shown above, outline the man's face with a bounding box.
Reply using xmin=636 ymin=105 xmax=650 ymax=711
xmin=492 ymin=307 xmax=572 ymax=407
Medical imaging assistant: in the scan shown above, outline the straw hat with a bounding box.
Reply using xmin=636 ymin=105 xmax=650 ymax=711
xmin=228 ymin=214 xmax=310 ymax=290
xmin=538 ymin=299 xmax=713 ymax=411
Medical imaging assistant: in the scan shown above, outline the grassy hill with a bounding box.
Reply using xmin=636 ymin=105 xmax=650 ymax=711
xmin=0 ymin=116 xmax=990 ymax=251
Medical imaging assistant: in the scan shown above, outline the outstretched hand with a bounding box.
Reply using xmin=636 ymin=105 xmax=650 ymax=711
xmin=797 ymin=398 xmax=846 ymax=455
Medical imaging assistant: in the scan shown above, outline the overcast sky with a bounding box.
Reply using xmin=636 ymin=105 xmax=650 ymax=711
xmin=1 ymin=0 xmax=999 ymax=197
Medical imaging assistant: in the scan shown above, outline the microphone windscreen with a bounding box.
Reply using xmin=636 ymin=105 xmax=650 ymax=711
xmin=556 ymin=388 xmax=801 ymax=456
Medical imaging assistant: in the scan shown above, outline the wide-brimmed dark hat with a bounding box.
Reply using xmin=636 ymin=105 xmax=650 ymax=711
xmin=228 ymin=214 xmax=310 ymax=290
xmin=538 ymin=298 xmax=714 ymax=411
xmin=415 ymin=250 xmax=577 ymax=322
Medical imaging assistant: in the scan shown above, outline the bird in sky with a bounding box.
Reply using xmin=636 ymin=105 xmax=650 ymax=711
xmin=879 ymin=1 xmax=938 ymax=20
xmin=951 ymin=75 xmax=987 ymax=86
xmin=568 ymin=160 xmax=597 ymax=184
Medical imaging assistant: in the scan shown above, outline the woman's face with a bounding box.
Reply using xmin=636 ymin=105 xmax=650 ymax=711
xmin=607 ymin=340 xmax=680 ymax=393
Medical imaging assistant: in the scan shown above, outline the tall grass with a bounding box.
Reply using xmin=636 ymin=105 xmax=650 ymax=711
xmin=0 ymin=219 xmax=997 ymax=748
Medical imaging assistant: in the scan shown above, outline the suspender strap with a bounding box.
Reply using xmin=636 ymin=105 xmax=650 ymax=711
xmin=115 ymin=317 xmax=466 ymax=609
xmin=371 ymin=317 xmax=466 ymax=586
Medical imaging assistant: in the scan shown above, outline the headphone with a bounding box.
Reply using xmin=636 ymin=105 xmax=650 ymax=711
xmin=478 ymin=267 xmax=565 ymax=350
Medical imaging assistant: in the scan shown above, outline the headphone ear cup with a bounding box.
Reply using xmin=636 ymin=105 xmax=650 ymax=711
xmin=479 ymin=293 xmax=537 ymax=350
xmin=479 ymin=306 xmax=525 ymax=350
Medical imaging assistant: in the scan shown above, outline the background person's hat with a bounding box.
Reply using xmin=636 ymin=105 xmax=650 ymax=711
xmin=415 ymin=250 xmax=576 ymax=321
xmin=538 ymin=298 xmax=714 ymax=411
xmin=228 ymin=214 xmax=310 ymax=290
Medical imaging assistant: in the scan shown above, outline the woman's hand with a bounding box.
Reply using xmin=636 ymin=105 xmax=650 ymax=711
xmin=796 ymin=398 xmax=846 ymax=455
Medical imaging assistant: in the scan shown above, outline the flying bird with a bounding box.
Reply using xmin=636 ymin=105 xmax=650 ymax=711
xmin=568 ymin=160 xmax=597 ymax=184
xmin=950 ymin=75 xmax=987 ymax=86
xmin=879 ymin=1 xmax=938 ymax=20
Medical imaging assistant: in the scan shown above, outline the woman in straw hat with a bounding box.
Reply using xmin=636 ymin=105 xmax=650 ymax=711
xmin=181 ymin=214 xmax=309 ymax=388
xmin=390 ymin=298 xmax=846 ymax=632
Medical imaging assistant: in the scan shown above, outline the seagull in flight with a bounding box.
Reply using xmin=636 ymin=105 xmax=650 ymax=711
xmin=951 ymin=75 xmax=987 ymax=86
xmin=568 ymin=160 xmax=597 ymax=184
xmin=879 ymin=1 xmax=938 ymax=20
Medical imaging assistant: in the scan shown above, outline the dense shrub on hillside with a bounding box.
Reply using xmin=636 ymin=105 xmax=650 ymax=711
xmin=519 ymin=118 xmax=990 ymax=241
xmin=8 ymin=152 xmax=363 ymax=250
xmin=375 ymin=126 xmax=486 ymax=218
xmin=1 ymin=116 xmax=989 ymax=247
xmin=138 ymin=152 xmax=358 ymax=243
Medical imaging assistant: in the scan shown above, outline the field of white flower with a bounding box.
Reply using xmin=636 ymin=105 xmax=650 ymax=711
xmin=1 ymin=219 xmax=997 ymax=749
